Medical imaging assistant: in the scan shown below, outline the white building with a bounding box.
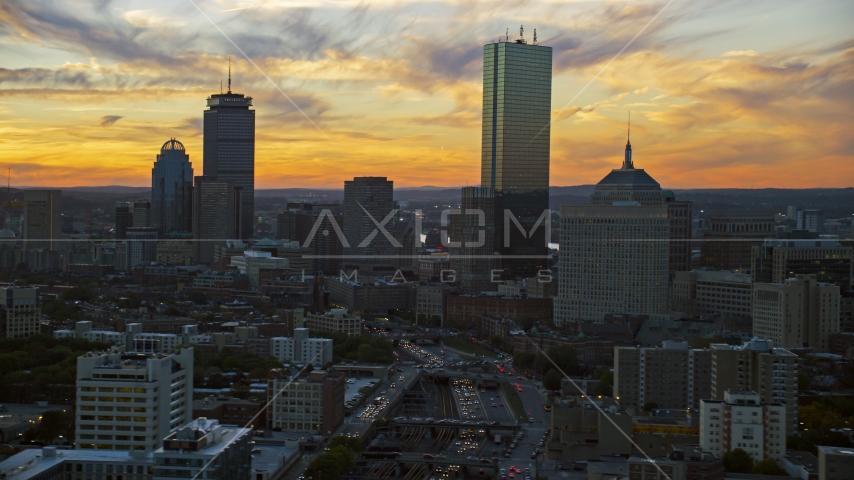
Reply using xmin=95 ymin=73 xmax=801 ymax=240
xmin=699 ymin=390 xmax=786 ymax=463
xmin=271 ymin=328 xmax=332 ymax=366
xmin=230 ymin=250 xmax=290 ymax=287
xmin=753 ymin=275 xmax=840 ymax=352
xmin=0 ymin=418 xmax=251 ymax=480
xmin=1 ymin=286 xmax=40 ymax=338
xmin=75 ymin=347 xmax=194 ymax=451
xmin=54 ymin=322 xmax=201 ymax=355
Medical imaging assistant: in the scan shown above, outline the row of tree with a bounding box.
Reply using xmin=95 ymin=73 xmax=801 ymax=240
xmin=303 ymin=436 xmax=363 ymax=479
xmin=722 ymin=448 xmax=787 ymax=476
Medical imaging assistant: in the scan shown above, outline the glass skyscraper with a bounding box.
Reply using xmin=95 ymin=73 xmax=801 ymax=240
xmin=152 ymin=139 xmax=193 ymax=234
xmin=203 ymin=83 xmax=255 ymax=240
xmin=481 ymin=36 xmax=552 ymax=278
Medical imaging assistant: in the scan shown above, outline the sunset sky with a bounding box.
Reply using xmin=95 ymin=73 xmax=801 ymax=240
xmin=1 ymin=0 xmax=852 ymax=189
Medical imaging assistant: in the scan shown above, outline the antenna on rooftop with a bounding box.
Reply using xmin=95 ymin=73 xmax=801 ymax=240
xmin=628 ymin=111 xmax=631 ymax=143
xmin=520 ymin=24 xmax=524 ymax=41
xmin=506 ymin=28 xmax=509 ymax=42
xmin=533 ymin=29 xmax=537 ymax=45
xmin=227 ymin=56 xmax=232 ymax=93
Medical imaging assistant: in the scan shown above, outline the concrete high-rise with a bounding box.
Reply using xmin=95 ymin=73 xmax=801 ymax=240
xmin=614 ymin=341 xmax=712 ymax=412
xmin=709 ymin=340 xmax=798 ymax=434
xmin=203 ymin=73 xmax=255 ymax=239
xmin=753 ymin=274 xmax=840 ymax=351
xmin=342 ymin=177 xmax=395 ymax=265
xmin=752 ymin=237 xmax=853 ymax=288
xmin=22 ymin=190 xmax=61 ymax=251
xmin=0 ymin=286 xmax=40 ymax=339
xmin=192 ymin=176 xmax=237 ymax=265
xmin=131 ymin=201 xmax=151 ymax=228
xmin=152 ymin=138 xmax=193 ymax=234
xmin=555 ymin=139 xmax=669 ymax=324
xmin=75 ymin=347 xmax=193 ymax=451
xmin=115 ymin=202 xmax=132 ymax=240
xmin=481 ymin=31 xmax=552 ymax=279
xmin=449 ymin=186 xmax=497 ymax=294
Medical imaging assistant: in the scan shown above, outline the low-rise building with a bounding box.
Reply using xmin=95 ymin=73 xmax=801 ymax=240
xmin=817 ymin=445 xmax=854 ymax=480
xmin=446 ymin=294 xmax=552 ymax=323
xmin=267 ymin=368 xmax=345 ymax=434
xmin=305 ymin=309 xmax=361 ymax=336
xmin=231 ymin=250 xmax=290 ymax=287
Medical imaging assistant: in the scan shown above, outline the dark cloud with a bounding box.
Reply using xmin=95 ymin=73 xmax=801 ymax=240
xmin=99 ymin=115 xmax=123 ymax=127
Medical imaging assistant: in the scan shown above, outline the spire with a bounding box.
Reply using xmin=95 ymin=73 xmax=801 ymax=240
xmin=227 ymin=56 xmax=232 ymax=94
xmin=624 ymin=111 xmax=633 ymax=169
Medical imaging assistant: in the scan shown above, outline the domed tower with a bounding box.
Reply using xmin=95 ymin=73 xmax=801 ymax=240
xmin=152 ymin=138 xmax=193 ymax=234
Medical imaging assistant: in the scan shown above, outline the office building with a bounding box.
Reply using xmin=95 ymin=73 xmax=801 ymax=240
xmin=126 ymin=227 xmax=158 ymax=267
xmin=342 ymin=176 xmax=396 ymax=262
xmin=115 ymin=202 xmax=132 ymax=240
xmin=325 ymin=275 xmax=413 ymax=313
xmin=267 ymin=368 xmax=345 ymax=434
xmin=666 ymin=196 xmax=693 ymax=277
xmin=203 ymin=73 xmax=255 ymax=239
xmin=709 ymin=340 xmax=798 ymax=433
xmin=0 ymin=286 xmax=40 ymax=339
xmin=75 ymin=347 xmax=194 ymax=451
xmin=305 ymin=309 xmax=361 ymax=336
xmin=229 ymin=250 xmax=290 ymax=287
xmin=416 ymin=284 xmax=449 ymax=325
xmin=23 ymin=189 xmax=61 ymax=251
xmin=614 ymin=341 xmax=711 ymax=411
xmin=482 ymin=32 xmax=552 ymax=279
xmin=151 ymin=138 xmax=193 ymax=234
xmin=0 ymin=418 xmax=252 ymax=480
xmin=192 ymin=176 xmax=237 ymax=265
xmin=797 ymin=209 xmax=824 ymax=232
xmin=131 ymin=201 xmax=151 ymax=228
xmin=699 ymin=390 xmax=786 ymax=463
xmin=752 ymin=238 xmax=852 ymax=288
xmin=700 ymin=216 xmax=775 ymax=271
xmin=449 ymin=186 xmax=498 ymax=294
xmin=555 ymin=137 xmax=669 ymax=324
xmin=671 ymin=270 xmax=752 ymax=319
xmin=279 ymin=203 xmax=344 ymax=274
xmin=817 ymin=445 xmax=854 ymax=480
xmin=753 ymin=274 xmax=840 ymax=351
xmin=556 ymin=203 xmax=670 ymax=325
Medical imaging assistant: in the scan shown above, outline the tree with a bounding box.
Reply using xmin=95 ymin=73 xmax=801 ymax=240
xmin=329 ymin=435 xmax=365 ymax=453
xmin=187 ymin=290 xmax=207 ymax=305
xmin=723 ymin=448 xmax=753 ymax=473
xmin=515 ymin=315 xmax=537 ymax=331
xmin=798 ymin=372 xmax=812 ymax=391
xmin=595 ymin=370 xmax=614 ymax=396
xmin=514 ymin=352 xmax=537 ymax=370
xmin=61 ymin=287 xmax=93 ymax=303
xmin=546 ymin=346 xmax=578 ymax=375
xmin=751 ymin=459 xmax=787 ymax=476
xmin=543 ymin=369 xmax=563 ymax=391
xmin=643 ymin=402 xmax=658 ymax=412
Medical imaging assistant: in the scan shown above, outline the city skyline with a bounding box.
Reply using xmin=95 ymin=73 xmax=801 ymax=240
xmin=1 ymin=0 xmax=852 ymax=189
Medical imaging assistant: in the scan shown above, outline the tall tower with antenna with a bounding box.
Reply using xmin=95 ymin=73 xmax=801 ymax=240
xmin=203 ymin=58 xmax=255 ymax=241
xmin=482 ymin=25 xmax=552 ymax=280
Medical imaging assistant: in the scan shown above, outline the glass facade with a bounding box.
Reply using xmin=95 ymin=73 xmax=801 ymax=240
xmin=481 ymin=41 xmax=552 ymax=278
xmin=342 ymin=177 xmax=396 ymax=262
xmin=203 ymin=92 xmax=255 ymax=240
xmin=151 ymin=139 xmax=193 ymax=234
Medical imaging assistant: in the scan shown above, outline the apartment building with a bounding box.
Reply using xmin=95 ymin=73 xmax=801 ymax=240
xmin=817 ymin=445 xmax=854 ymax=480
xmin=75 ymin=347 xmax=193 ymax=451
xmin=267 ymin=368 xmax=345 ymax=434
xmin=699 ymin=390 xmax=786 ymax=463
xmin=614 ymin=341 xmax=712 ymax=411
xmin=270 ymin=328 xmax=333 ymax=366
xmin=710 ymin=340 xmax=798 ymax=434
xmin=753 ymin=274 xmax=840 ymax=352
xmin=305 ymin=309 xmax=362 ymax=336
